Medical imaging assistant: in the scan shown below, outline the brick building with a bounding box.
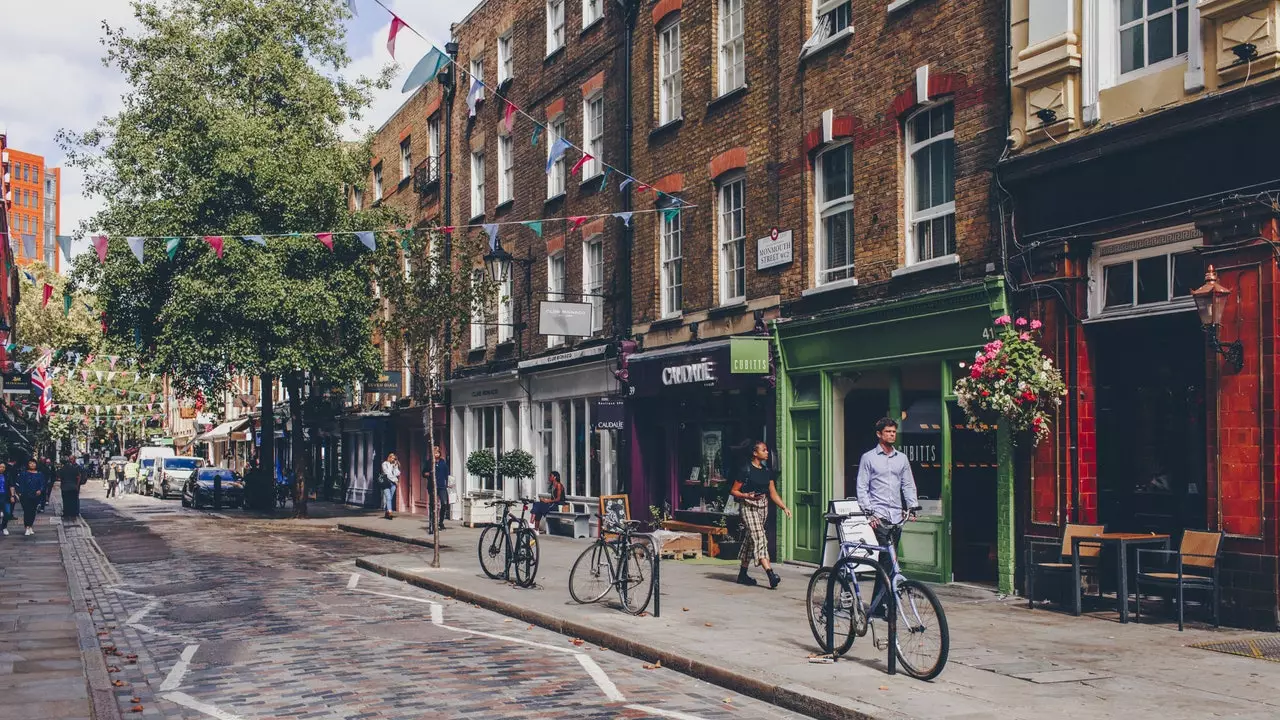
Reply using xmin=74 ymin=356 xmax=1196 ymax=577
xmin=1002 ymin=0 xmax=1280 ymax=627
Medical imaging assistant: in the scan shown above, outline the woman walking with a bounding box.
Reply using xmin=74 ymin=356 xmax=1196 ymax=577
xmin=16 ymin=460 xmax=46 ymax=536
xmin=730 ymin=442 xmax=792 ymax=588
xmin=106 ymin=461 xmax=119 ymax=498
xmin=380 ymin=453 xmax=401 ymax=520
xmin=0 ymin=462 xmax=11 ymax=537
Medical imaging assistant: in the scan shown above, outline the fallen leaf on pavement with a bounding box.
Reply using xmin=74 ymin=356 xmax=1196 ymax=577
xmin=130 ymin=705 xmax=144 ymax=713
xmin=503 ymin=619 xmax=512 ymax=623
xmin=879 ymin=686 xmax=889 ymax=691
xmin=111 ymin=680 xmax=127 ymax=687
xmin=682 ymin=607 xmax=689 ymax=612
xmin=723 ymin=698 xmax=732 ymax=704
xmin=570 ymin=638 xmax=585 ymax=646
xmin=125 ymin=654 xmax=137 ymax=660
xmin=704 ymin=622 xmax=713 ymax=627
xmin=130 ymin=697 xmax=140 ymax=703
xmin=107 ymin=666 xmax=121 ymax=673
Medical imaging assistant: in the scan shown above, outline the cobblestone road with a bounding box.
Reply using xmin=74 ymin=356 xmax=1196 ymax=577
xmin=68 ymin=490 xmax=800 ymax=720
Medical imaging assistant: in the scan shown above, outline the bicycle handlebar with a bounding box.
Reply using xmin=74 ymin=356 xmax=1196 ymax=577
xmin=484 ymin=499 xmax=522 ymax=507
xmin=824 ymin=508 xmax=923 ymax=524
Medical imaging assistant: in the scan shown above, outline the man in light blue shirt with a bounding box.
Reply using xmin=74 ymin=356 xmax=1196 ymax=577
xmin=856 ymin=417 xmax=920 ymax=616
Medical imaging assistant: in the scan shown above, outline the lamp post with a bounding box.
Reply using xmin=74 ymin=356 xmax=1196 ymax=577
xmin=483 ymin=237 xmax=534 ymax=353
xmin=1191 ymin=265 xmax=1244 ymax=372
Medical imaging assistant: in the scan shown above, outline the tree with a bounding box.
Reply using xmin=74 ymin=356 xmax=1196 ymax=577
xmin=61 ymin=0 xmax=396 ymax=514
xmin=373 ymin=228 xmax=494 ymax=567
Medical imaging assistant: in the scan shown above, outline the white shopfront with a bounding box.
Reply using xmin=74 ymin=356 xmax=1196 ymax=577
xmin=447 ymin=371 xmax=530 ymax=516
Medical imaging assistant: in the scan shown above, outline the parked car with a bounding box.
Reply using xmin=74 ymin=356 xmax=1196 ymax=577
xmin=156 ymin=457 xmax=204 ymax=499
xmin=182 ymin=467 xmax=244 ymax=509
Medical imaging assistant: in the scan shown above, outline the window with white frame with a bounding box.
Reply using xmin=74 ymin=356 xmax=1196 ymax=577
xmin=547 ymin=0 xmax=565 ymax=55
xmin=547 ymin=251 xmax=566 ymax=347
xmin=718 ymin=0 xmax=745 ymax=95
xmin=498 ymin=134 xmax=514 ymax=205
xmin=816 ymin=143 xmax=853 ymax=284
xmin=471 ymin=405 xmax=504 ymax=492
xmin=1119 ymin=0 xmax=1189 ymax=77
xmin=373 ymin=164 xmax=383 ymax=201
xmin=399 ymin=137 xmax=412 ymax=180
xmin=547 ymin=116 xmax=567 ymax=198
xmin=718 ymin=175 xmax=746 ymax=304
xmin=540 ymin=398 xmax=615 ymax=499
xmin=905 ymin=103 xmax=955 ymax=265
xmin=1088 ymin=228 xmax=1203 ymax=318
xmin=498 ymin=33 xmax=513 ymax=85
xmin=469 ymin=58 xmax=485 ymax=102
xmin=811 ymin=0 xmax=851 ymax=44
xmin=352 ymin=187 xmax=364 ymax=211
xmin=426 ymin=116 xmax=441 ymax=182
xmin=470 ymin=269 xmax=487 ymax=349
xmin=660 ymin=206 xmax=683 ymax=317
xmin=583 ymin=0 xmax=602 ymax=27
xmin=470 ymin=151 xmax=486 ymax=218
xmin=583 ymin=235 xmax=604 ymax=333
xmin=658 ymin=19 xmax=682 ymax=125
xmin=582 ymin=94 xmax=604 ymax=178
xmin=497 ymin=275 xmax=514 ymax=343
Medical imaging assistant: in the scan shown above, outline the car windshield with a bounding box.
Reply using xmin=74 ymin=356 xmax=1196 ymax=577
xmin=197 ymin=469 xmax=240 ymax=483
xmin=141 ymin=459 xmax=154 ymax=468
xmin=165 ymin=458 xmax=200 ymax=470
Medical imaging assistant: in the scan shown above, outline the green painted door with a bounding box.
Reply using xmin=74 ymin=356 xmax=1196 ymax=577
xmin=791 ymin=410 xmax=824 ymax=563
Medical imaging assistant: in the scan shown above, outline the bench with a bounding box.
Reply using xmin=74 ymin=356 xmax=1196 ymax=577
xmin=545 ymin=510 xmax=592 ymax=538
xmin=660 ymin=520 xmax=730 ymax=558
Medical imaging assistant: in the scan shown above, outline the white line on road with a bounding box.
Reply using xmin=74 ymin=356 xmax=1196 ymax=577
xmin=163 ymin=691 xmax=244 ymax=720
xmin=107 ymin=587 xmax=154 ymax=600
xmin=577 ymin=654 xmax=626 ymax=702
xmin=437 ymin=623 xmax=582 ymax=656
xmin=623 ymin=705 xmax=710 ymax=720
xmin=127 ymin=600 xmax=158 ymax=625
xmin=351 ymin=588 xmax=440 ymax=607
xmin=159 ymin=644 xmax=199 ymax=692
xmin=131 ymin=624 xmax=197 ymax=643
xmin=431 ymin=603 xmax=443 ymax=625
xmin=347 ymin=573 xmax=359 ymax=590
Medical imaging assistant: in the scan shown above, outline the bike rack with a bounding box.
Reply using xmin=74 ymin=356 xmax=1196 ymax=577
xmin=826 ymin=555 xmax=897 ymax=675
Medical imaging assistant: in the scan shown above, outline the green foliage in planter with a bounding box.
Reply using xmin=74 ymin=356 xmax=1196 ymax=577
xmin=466 ymin=448 xmax=496 ymax=479
xmin=498 ymin=449 xmax=536 ymax=481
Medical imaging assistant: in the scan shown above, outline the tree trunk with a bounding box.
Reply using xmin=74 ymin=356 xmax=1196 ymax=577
xmin=258 ymin=372 xmax=275 ymax=512
xmin=286 ymin=371 xmax=309 ymax=518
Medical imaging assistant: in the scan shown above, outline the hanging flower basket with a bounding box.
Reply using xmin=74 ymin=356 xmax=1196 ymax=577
xmin=953 ymin=315 xmax=1066 ymax=446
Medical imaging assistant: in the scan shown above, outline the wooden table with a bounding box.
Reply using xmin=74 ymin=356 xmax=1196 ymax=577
xmin=1072 ymin=532 xmax=1171 ymax=623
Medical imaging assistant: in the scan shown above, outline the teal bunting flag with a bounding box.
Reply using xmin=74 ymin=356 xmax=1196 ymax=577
xmin=402 ymin=48 xmax=447 ymax=93
xmin=523 ymin=221 xmax=543 ymax=238
xmin=531 ymin=125 xmax=543 ymax=146
xmin=599 ymin=167 xmax=612 ymax=193
xmin=165 ymin=237 xmax=181 ymax=259
xmin=662 ymin=208 xmax=680 ymax=223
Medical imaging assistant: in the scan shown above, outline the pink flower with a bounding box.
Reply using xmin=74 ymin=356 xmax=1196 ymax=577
xmin=1030 ymin=319 xmax=1043 ymax=330
xmin=1020 ymin=332 xmax=1031 ymax=341
xmin=1015 ymin=318 xmax=1028 ymax=327
xmin=994 ymin=315 xmax=1012 ymax=326
xmin=970 ymin=367 xmax=981 ymax=379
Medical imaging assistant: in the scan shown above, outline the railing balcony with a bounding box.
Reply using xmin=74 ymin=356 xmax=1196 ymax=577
xmin=413 ymin=156 xmax=441 ymax=196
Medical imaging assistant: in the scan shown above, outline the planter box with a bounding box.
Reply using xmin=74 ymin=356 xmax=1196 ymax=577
xmin=461 ymin=494 xmax=499 ymax=526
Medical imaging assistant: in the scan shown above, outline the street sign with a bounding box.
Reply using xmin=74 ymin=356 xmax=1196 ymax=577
xmin=757 ymin=229 xmax=793 ymax=270
xmin=364 ymin=370 xmax=403 ymax=394
xmin=1 ymin=370 xmax=32 ymax=395
xmin=730 ymin=337 xmax=770 ymax=374
xmin=593 ymin=398 xmax=625 ymax=431
xmin=539 ymin=301 xmax=594 ymax=338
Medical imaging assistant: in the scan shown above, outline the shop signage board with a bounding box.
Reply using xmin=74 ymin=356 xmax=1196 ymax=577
xmin=539 ymin=301 xmax=594 ymax=338
xmin=757 ymin=228 xmax=793 ymax=270
xmin=593 ymin=398 xmax=626 ymax=431
xmin=629 ymin=341 xmax=771 ymax=397
xmin=364 ymin=370 xmax=402 ymax=394
xmin=1 ymin=371 xmax=31 ymax=395
xmin=730 ymin=337 xmax=770 ymax=374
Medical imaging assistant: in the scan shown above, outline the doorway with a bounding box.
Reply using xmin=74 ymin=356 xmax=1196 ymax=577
xmin=1094 ymin=312 xmax=1207 ymax=534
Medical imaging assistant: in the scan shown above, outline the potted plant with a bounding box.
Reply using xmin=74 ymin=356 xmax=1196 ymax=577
xmin=462 ymin=449 xmax=498 ymax=525
xmin=498 ymin=449 xmax=537 ymax=499
xmin=952 ymin=315 xmax=1066 ymax=445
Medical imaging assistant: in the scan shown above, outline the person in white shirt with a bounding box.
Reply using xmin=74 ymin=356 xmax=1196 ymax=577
xmin=380 ymin=453 xmax=401 ymax=519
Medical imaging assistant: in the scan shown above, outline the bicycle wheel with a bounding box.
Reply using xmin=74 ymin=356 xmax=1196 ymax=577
xmin=569 ymin=542 xmax=614 ymax=604
xmin=618 ymin=542 xmax=655 ymax=615
xmin=806 ymin=568 xmax=858 ymax=657
xmin=477 ymin=525 xmax=509 ymax=580
xmin=512 ymin=529 xmax=540 ymax=588
xmin=892 ymin=580 xmax=949 ymax=680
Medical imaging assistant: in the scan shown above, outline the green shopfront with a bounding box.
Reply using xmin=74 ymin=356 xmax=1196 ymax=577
xmin=774 ymin=279 xmax=1017 ymax=593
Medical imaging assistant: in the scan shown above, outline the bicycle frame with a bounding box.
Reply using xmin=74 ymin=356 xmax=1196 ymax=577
xmin=488 ymin=500 xmax=531 ymax=580
xmin=825 ymin=537 xmax=900 ymax=674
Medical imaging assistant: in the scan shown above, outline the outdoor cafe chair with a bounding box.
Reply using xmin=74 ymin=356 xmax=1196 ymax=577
xmin=1135 ymin=530 xmax=1223 ymax=631
xmin=1025 ymin=523 xmax=1105 ymax=610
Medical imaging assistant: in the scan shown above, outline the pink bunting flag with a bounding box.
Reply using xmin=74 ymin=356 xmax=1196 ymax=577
xmin=568 ymin=216 xmax=588 ymax=233
xmin=317 ymin=232 xmax=334 ymax=252
xmin=41 ymin=284 xmax=53 ymax=308
xmin=503 ymin=101 xmax=518 ymax=133
xmin=570 ymin=154 xmax=593 ymax=177
xmin=637 ymin=184 xmax=651 ymax=194
xmin=205 ymin=236 xmax=224 ymax=259
xmin=80 ymin=369 xmax=88 ymax=382
xmin=387 ymin=16 xmax=407 ymax=58
xmin=109 ymin=356 xmax=119 ymax=370
xmin=441 ymin=226 xmax=454 ymax=235
xmin=92 ymin=235 xmax=109 ymax=264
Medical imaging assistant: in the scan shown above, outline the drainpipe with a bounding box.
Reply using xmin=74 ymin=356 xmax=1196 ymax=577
xmin=441 ymin=39 xmax=459 ymax=381
xmin=617 ymin=0 xmax=639 ymax=496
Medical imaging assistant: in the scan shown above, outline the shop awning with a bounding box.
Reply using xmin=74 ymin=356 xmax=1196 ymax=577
xmin=193 ymin=418 xmax=250 ymax=443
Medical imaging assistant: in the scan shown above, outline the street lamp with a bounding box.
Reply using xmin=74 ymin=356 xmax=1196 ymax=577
xmin=483 ymin=238 xmax=514 ymax=284
xmin=1191 ymin=265 xmax=1244 ymax=372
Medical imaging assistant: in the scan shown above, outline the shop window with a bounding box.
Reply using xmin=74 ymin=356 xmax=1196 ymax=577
xmin=473 ymin=405 xmax=504 ymax=492
xmin=1091 ymin=229 xmax=1202 ymax=318
xmin=538 ymin=403 xmax=554 ymax=482
xmin=792 ymin=375 xmax=820 ymax=405
xmin=905 ymin=103 xmax=955 ymax=266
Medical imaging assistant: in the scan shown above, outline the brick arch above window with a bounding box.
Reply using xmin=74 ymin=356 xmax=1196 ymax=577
xmin=889 ymin=71 xmax=969 ymax=119
xmin=652 ymin=0 xmax=681 ymax=26
xmin=802 ymin=115 xmax=857 ymax=157
xmin=651 ymin=173 xmax=684 ymax=195
xmin=708 ymin=147 xmax=747 ymax=182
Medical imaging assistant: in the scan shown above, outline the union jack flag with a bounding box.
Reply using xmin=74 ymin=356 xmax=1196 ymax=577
xmin=30 ymin=366 xmax=53 ymax=418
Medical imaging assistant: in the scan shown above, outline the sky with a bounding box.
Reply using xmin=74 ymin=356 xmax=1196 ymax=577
xmin=0 ymin=0 xmax=471 ymax=262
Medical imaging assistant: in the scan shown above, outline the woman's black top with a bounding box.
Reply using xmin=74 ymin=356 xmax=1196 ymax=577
xmin=739 ymin=463 xmax=775 ymax=495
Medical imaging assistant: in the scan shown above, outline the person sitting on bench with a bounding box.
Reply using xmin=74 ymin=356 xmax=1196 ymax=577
xmin=529 ymin=471 xmax=565 ymax=534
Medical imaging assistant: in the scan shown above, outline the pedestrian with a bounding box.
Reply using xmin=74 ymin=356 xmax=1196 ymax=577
xmin=427 ymin=445 xmax=450 ymax=532
xmin=528 ymin=471 xmax=566 ymax=535
xmin=123 ymin=458 xmax=139 ymax=495
xmin=730 ymin=442 xmax=792 ymax=588
xmin=16 ymin=460 xmax=45 ymax=536
xmin=380 ymin=453 xmax=401 ymax=520
xmin=58 ymin=455 xmax=85 ymax=521
xmin=37 ymin=457 xmax=55 ymax=512
xmin=0 ymin=462 xmax=11 ymax=536
xmin=855 ymin=417 xmax=920 ymax=619
xmin=106 ymin=462 xmax=119 ymax=498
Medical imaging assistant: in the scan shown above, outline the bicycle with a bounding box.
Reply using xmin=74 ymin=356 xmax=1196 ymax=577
xmin=477 ymin=498 xmax=540 ymax=588
xmin=568 ymin=518 xmax=655 ymax=615
xmin=806 ymin=510 xmax=949 ymax=680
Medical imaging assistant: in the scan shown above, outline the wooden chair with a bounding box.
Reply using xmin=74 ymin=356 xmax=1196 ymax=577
xmin=1135 ymin=530 xmax=1223 ymax=630
xmin=1025 ymin=524 xmax=1105 ymax=609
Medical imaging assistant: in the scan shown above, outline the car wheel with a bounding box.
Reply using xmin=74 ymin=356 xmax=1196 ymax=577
xmin=181 ymin=495 xmax=191 ymax=508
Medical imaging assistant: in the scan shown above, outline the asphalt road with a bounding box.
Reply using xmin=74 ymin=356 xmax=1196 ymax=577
xmin=68 ymin=489 xmax=802 ymax=720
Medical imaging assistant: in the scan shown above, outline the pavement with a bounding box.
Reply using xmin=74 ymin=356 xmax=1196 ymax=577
xmin=326 ymin=504 xmax=1280 ymax=720
xmin=55 ymin=483 xmax=806 ymax=719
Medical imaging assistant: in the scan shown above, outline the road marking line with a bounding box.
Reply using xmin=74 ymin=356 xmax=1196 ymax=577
xmin=347 ymin=573 xmax=359 ymax=590
xmin=431 ymin=603 xmax=443 ymax=625
xmin=163 ymin=691 xmax=243 ymax=720
xmin=623 ymin=705 xmax=709 ymax=720
xmin=107 ymin=587 xmax=154 ymax=600
xmin=577 ymin=654 xmax=626 ymax=702
xmin=351 ymin=588 xmax=440 ymax=606
xmin=131 ymin=624 xmax=197 ymax=643
xmin=159 ymin=644 xmax=199 ymax=692
xmin=437 ymin=624 xmax=581 ymax=655
xmin=127 ymin=600 xmax=158 ymax=625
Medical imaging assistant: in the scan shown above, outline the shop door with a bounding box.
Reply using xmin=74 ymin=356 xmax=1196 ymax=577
xmin=791 ymin=410 xmax=824 ymax=563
